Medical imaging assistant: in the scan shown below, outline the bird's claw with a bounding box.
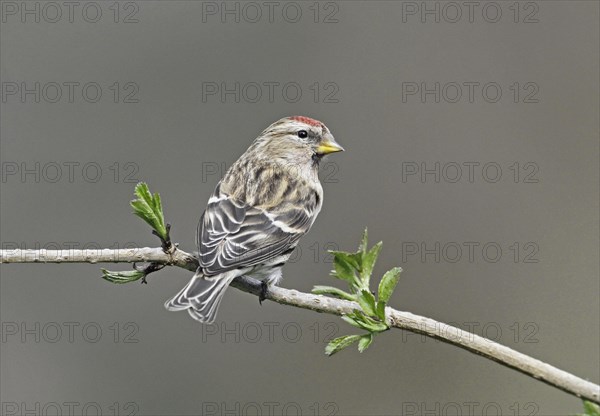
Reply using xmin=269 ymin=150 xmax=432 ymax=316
xmin=259 ymin=281 xmax=269 ymax=305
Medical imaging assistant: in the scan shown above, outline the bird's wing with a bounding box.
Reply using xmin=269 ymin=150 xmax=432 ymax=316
xmin=197 ymin=183 xmax=316 ymax=276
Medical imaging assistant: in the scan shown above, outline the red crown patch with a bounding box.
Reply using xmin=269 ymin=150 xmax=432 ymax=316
xmin=290 ymin=116 xmax=323 ymax=127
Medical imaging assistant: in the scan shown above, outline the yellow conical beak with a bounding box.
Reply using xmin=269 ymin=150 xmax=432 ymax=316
xmin=317 ymin=137 xmax=344 ymax=155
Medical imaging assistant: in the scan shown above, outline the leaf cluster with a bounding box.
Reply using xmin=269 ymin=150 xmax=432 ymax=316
xmin=312 ymin=229 xmax=402 ymax=355
xmin=129 ymin=182 xmax=168 ymax=242
xmin=101 ymin=183 xmax=168 ymax=284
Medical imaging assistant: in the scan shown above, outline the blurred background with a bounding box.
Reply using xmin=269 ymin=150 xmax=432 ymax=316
xmin=1 ymin=1 xmax=598 ymax=415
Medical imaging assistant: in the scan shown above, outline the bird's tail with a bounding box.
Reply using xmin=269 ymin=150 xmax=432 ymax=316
xmin=164 ymin=269 xmax=237 ymax=324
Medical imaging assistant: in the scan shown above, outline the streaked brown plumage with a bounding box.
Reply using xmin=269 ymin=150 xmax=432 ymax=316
xmin=165 ymin=116 xmax=344 ymax=323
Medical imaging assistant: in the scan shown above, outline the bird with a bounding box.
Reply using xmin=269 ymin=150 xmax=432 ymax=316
xmin=165 ymin=116 xmax=344 ymax=323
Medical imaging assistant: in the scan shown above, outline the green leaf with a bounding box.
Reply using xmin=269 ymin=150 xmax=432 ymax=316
xmin=332 ymin=251 xmax=361 ymax=270
xmin=360 ymin=241 xmax=382 ymax=285
xmin=357 ymin=316 xmax=388 ymax=333
xmin=325 ymin=335 xmax=362 ymax=356
xmin=357 ymin=289 xmax=377 ymax=317
xmin=100 ymin=268 xmax=145 ymax=284
xmin=152 ymin=192 xmax=165 ymax=230
xmin=378 ymin=267 xmax=403 ymax=304
xmin=358 ymin=228 xmax=369 ymax=255
xmin=135 ymin=180 xmax=152 ymax=202
xmin=375 ymin=301 xmax=387 ymax=321
xmin=345 ymin=311 xmax=388 ymax=333
xmin=358 ymin=334 xmax=373 ymax=353
xmin=312 ymin=285 xmax=355 ymax=301
xmin=341 ymin=314 xmax=365 ymax=329
xmin=130 ymin=182 xmax=167 ymax=241
xmin=331 ymin=253 xmax=358 ymax=284
xmin=582 ymin=401 xmax=600 ymax=416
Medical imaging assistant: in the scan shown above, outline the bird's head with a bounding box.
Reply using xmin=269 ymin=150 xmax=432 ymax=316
xmin=254 ymin=116 xmax=344 ymax=167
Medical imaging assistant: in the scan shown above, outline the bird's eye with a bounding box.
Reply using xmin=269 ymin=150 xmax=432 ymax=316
xmin=297 ymin=130 xmax=308 ymax=139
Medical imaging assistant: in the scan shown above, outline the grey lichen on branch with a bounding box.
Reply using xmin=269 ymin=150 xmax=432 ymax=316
xmin=0 ymin=247 xmax=196 ymax=269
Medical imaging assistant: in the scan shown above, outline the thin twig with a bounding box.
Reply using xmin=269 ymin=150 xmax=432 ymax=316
xmin=1 ymin=247 xmax=598 ymax=404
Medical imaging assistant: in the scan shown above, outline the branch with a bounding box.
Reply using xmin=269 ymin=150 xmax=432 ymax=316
xmin=0 ymin=247 xmax=197 ymax=271
xmin=1 ymin=247 xmax=598 ymax=404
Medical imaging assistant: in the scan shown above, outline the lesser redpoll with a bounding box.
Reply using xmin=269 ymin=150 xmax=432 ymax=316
xmin=165 ymin=116 xmax=344 ymax=323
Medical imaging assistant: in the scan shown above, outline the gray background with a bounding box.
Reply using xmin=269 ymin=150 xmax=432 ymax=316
xmin=1 ymin=1 xmax=598 ymax=415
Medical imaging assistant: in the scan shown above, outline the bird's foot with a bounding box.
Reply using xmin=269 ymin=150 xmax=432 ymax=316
xmin=259 ymin=281 xmax=269 ymax=305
